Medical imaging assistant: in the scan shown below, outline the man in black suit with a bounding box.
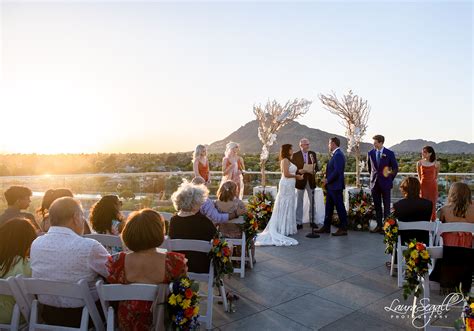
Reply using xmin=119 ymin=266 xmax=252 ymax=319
xmin=292 ymin=138 xmax=318 ymax=230
xmin=393 ymin=177 xmax=432 ymax=245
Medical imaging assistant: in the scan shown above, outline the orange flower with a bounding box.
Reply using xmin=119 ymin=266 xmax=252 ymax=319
xmin=213 ymin=239 xmax=220 ymax=246
xmin=223 ymin=247 xmax=231 ymax=257
xmin=185 ymin=288 xmax=193 ymax=299
xmin=388 ymin=219 xmax=395 ymax=226
xmin=184 ymin=307 xmax=195 ymax=318
xmin=416 ymin=243 xmax=425 ymax=251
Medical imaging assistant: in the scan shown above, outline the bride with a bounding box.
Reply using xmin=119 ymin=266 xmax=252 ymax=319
xmin=255 ymin=144 xmax=303 ymax=246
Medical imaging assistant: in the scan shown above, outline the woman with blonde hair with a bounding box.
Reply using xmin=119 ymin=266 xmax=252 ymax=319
xmin=221 ymin=142 xmax=245 ymax=199
xmin=193 ymin=144 xmax=210 ymax=185
xmin=215 ymin=180 xmax=246 ymax=238
xmin=439 ymin=182 xmax=474 ymax=248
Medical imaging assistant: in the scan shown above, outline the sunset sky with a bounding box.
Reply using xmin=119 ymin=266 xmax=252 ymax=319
xmin=0 ymin=1 xmax=472 ymax=154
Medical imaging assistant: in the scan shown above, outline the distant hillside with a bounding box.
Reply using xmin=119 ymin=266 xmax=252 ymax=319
xmin=207 ymin=120 xmax=373 ymax=154
xmin=390 ymin=139 xmax=474 ymax=154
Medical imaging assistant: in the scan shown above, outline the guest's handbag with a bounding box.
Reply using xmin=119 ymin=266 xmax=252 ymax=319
xmin=150 ymin=285 xmax=171 ymax=331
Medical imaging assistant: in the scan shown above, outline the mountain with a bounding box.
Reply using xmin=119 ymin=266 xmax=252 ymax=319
xmin=390 ymin=139 xmax=474 ymax=154
xmin=207 ymin=120 xmax=373 ymax=154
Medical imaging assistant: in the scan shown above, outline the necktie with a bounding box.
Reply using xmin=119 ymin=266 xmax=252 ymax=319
xmin=376 ymin=150 xmax=381 ymax=167
xmin=304 ymin=152 xmax=308 ymax=164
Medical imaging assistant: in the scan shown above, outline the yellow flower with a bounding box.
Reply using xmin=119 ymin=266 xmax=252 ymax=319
xmin=470 ymin=303 xmax=474 ymax=309
xmin=180 ymin=278 xmax=190 ymax=287
xmin=217 ymin=252 xmax=222 ymax=257
xmin=176 ymin=294 xmax=183 ymax=303
xmin=168 ymin=294 xmax=177 ymax=305
xmin=420 ymin=251 xmax=429 ymax=259
xmin=182 ymin=299 xmax=191 ymax=309
xmin=194 ymin=306 xmax=200 ymax=315
xmin=223 ymin=257 xmax=228 ymax=263
xmin=409 ymin=242 xmax=415 ymax=249
xmin=180 ymin=318 xmax=188 ymax=325
xmin=410 ymin=250 xmax=419 ymax=259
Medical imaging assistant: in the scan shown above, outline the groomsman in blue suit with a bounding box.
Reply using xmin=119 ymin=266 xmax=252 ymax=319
xmin=315 ymin=137 xmax=348 ymax=236
xmin=368 ymin=135 xmax=399 ymax=234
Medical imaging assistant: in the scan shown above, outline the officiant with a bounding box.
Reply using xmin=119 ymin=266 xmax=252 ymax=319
xmin=292 ymin=138 xmax=319 ymax=230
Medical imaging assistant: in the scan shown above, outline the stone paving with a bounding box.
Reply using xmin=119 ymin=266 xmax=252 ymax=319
xmin=206 ymin=225 xmax=462 ymax=331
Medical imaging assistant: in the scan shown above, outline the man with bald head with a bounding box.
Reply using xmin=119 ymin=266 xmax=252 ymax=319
xmin=292 ymin=138 xmax=319 ymax=230
xmin=30 ymin=197 xmax=109 ymax=327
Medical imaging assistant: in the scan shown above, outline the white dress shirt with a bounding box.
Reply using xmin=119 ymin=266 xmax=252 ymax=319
xmin=30 ymin=226 xmax=110 ymax=307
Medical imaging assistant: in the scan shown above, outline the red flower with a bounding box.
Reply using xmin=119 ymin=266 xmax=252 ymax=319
xmin=388 ymin=219 xmax=395 ymax=226
xmin=223 ymin=247 xmax=231 ymax=257
xmin=185 ymin=288 xmax=193 ymax=299
xmin=416 ymin=243 xmax=425 ymax=251
xmin=184 ymin=307 xmax=195 ymax=318
xmin=213 ymin=239 xmax=220 ymax=246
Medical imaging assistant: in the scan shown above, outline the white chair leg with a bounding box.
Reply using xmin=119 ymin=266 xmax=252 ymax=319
xmin=390 ymin=248 xmax=396 ymax=276
xmin=397 ymin=245 xmax=403 ymax=288
xmin=219 ymin=284 xmax=228 ymax=312
xmin=240 ymin=238 xmax=246 ymax=278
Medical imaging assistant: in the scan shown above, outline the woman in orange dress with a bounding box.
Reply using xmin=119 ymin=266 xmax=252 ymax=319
xmin=417 ymin=146 xmax=439 ymax=220
xmin=193 ymin=144 xmax=210 ymax=185
xmin=221 ymin=142 xmax=245 ymax=199
xmin=439 ymin=182 xmax=474 ymax=248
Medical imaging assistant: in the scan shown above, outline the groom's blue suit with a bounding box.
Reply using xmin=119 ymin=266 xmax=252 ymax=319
xmin=323 ymin=148 xmax=347 ymax=230
xmin=367 ymin=147 xmax=398 ymax=227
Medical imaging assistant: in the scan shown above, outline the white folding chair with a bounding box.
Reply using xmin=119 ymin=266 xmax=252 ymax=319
xmin=0 ymin=277 xmax=27 ymax=331
xmin=95 ymin=280 xmax=169 ymax=331
xmin=435 ymin=222 xmax=474 ymax=247
xmin=224 ymin=232 xmax=253 ymax=278
xmin=166 ymin=239 xmax=227 ymax=330
xmin=83 ymin=234 xmax=124 ymax=253
xmin=15 ymin=276 xmax=104 ymax=331
xmin=396 ymin=221 xmax=437 ymax=288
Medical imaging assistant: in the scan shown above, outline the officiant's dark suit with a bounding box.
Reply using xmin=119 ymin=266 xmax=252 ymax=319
xmin=291 ymin=138 xmax=318 ymax=228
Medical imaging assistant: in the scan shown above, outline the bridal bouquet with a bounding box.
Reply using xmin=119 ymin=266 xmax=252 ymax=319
xmin=402 ymin=240 xmax=431 ymax=299
xmin=168 ymin=277 xmax=200 ymax=330
xmin=347 ymin=189 xmax=374 ymax=231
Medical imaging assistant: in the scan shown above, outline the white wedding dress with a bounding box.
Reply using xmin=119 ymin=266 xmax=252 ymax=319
xmin=255 ymin=162 xmax=299 ymax=246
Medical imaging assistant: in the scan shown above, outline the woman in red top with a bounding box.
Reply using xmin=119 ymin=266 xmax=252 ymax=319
xmin=417 ymin=146 xmax=439 ymax=220
xmin=107 ymin=209 xmax=187 ymax=331
xmin=193 ymin=144 xmax=210 ymax=184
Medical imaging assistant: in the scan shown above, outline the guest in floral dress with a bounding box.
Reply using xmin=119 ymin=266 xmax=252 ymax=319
xmin=107 ymin=209 xmax=187 ymax=331
xmin=221 ymin=142 xmax=245 ymax=199
xmin=0 ymin=218 xmax=37 ymax=324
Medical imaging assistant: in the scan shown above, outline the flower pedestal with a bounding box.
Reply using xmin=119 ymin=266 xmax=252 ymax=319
xmin=344 ymin=187 xmax=371 ymax=210
xmin=345 ymin=187 xmax=374 ymax=231
xmin=253 ymin=186 xmax=277 ymax=200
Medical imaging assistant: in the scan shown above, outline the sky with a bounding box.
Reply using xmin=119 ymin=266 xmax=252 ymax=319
xmin=0 ymin=0 xmax=472 ymax=154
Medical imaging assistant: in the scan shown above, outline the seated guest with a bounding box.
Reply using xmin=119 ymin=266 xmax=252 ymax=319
xmin=30 ymin=197 xmax=109 ymax=327
xmin=169 ymin=181 xmax=217 ymax=273
xmin=107 ymin=209 xmax=187 ymax=331
xmin=439 ymin=182 xmax=474 ymax=248
xmin=215 ymin=180 xmax=246 ymax=238
xmin=90 ymin=195 xmax=124 ymax=235
xmin=192 ymin=176 xmax=240 ymax=223
xmin=0 ymin=218 xmax=37 ymax=324
xmin=0 ymin=186 xmax=38 ymax=230
xmin=393 ymin=177 xmax=432 ymax=245
xmin=37 ymin=188 xmax=74 ymax=232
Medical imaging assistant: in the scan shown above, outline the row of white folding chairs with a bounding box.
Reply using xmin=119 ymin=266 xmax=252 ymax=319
xmin=392 ymin=221 xmax=474 ymax=288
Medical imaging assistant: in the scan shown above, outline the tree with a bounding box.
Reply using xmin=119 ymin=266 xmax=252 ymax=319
xmin=319 ymin=90 xmax=370 ymax=188
xmin=253 ymin=99 xmax=312 ymax=187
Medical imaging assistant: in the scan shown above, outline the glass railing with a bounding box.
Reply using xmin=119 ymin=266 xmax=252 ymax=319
xmin=0 ymin=171 xmax=472 ymax=213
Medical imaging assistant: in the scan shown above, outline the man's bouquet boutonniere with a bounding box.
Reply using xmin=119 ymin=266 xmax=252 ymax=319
xmin=382 ymin=153 xmax=387 ymax=158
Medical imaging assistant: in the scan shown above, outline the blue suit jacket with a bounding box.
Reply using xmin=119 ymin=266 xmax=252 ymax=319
xmin=367 ymin=148 xmax=399 ymax=190
xmin=326 ymin=148 xmax=346 ymax=190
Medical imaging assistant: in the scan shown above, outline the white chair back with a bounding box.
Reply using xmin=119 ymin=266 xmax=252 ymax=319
xmin=83 ymin=234 xmax=124 ymax=252
xmin=96 ymin=280 xmax=169 ymax=331
xmin=15 ymin=276 xmax=104 ymax=331
xmin=166 ymin=239 xmax=220 ymax=330
xmin=159 ymin=212 xmax=174 ymax=222
xmin=0 ymin=277 xmax=23 ymax=331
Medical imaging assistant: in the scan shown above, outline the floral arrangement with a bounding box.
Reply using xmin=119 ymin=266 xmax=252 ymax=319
xmin=208 ymin=235 xmax=233 ymax=286
xmin=402 ymin=240 xmax=431 ymax=299
xmin=168 ymin=277 xmax=200 ymax=330
xmin=463 ymin=296 xmax=474 ymax=331
xmin=347 ymin=189 xmax=374 ymax=231
xmin=246 ymin=191 xmax=274 ymax=230
xmin=241 ymin=212 xmax=260 ymax=249
xmin=383 ymin=214 xmax=398 ymax=254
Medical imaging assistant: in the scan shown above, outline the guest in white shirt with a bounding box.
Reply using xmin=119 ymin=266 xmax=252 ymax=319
xmin=30 ymin=197 xmax=109 ymax=327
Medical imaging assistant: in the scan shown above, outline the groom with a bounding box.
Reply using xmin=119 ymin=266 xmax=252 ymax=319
xmin=292 ymin=138 xmax=318 ymax=230
xmin=315 ymin=137 xmax=348 ymax=236
xmin=368 ymin=134 xmax=399 ymax=234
